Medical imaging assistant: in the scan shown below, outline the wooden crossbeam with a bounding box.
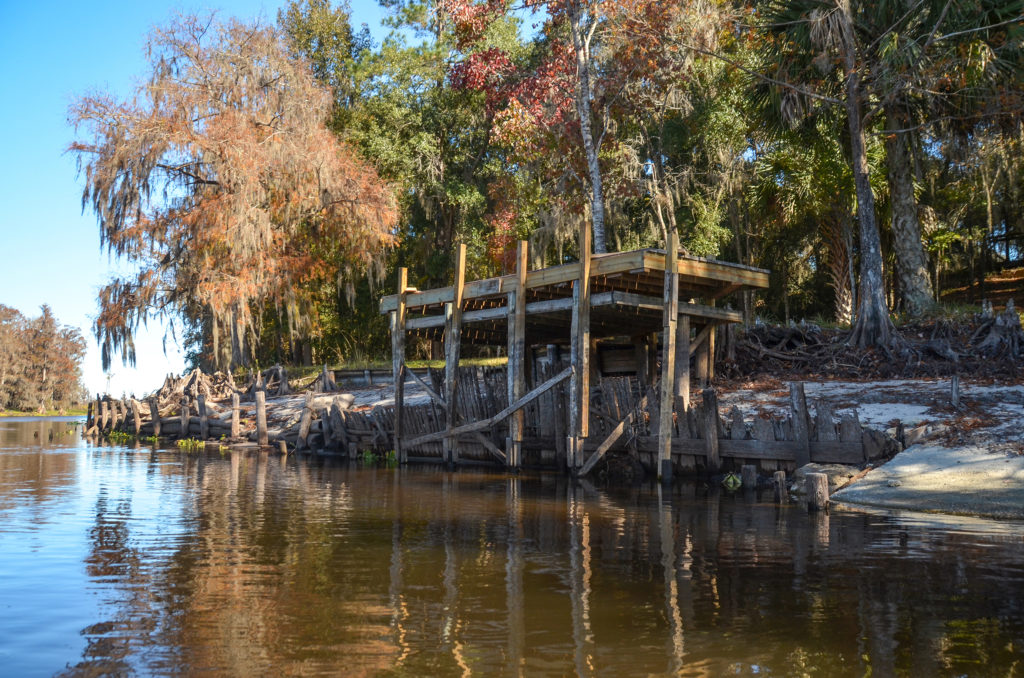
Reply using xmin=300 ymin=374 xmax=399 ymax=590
xmin=579 ymin=395 xmax=648 ymax=476
xmin=404 ymin=367 xmax=572 ymax=448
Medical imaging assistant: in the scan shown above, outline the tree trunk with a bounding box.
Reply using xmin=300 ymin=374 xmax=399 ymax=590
xmin=842 ymin=34 xmax=892 ymax=347
xmin=569 ymin=1 xmax=606 ymax=254
xmin=884 ymin=112 xmax=934 ymax=317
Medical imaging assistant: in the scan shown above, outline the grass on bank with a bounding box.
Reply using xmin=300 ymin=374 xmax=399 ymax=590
xmin=0 ymin=407 xmax=87 ymax=417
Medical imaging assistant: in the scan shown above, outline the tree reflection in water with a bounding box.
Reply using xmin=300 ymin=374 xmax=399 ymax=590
xmin=1 ymin=428 xmax=1021 ymax=677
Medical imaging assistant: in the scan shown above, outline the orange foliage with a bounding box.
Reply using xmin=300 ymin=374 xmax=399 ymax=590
xmin=70 ymin=14 xmax=397 ymax=369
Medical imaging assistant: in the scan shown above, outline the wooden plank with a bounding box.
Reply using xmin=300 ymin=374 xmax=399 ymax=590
xmin=657 ymin=228 xmax=680 ymax=482
xmin=507 ymin=240 xmax=528 ymax=469
xmin=470 ymin=431 xmax=507 ymax=464
xmin=789 ymin=382 xmax=811 ymax=467
xmin=405 ymin=367 xmax=572 ymax=448
xmin=443 ymin=246 xmax=466 ymax=466
xmin=701 ymin=388 xmax=720 ymax=471
xmin=392 ymin=266 xmax=408 ymax=463
xmin=580 ymin=395 xmax=648 ymax=476
xmin=407 ymin=367 xmax=445 ymax=407
xmin=636 ymin=437 xmax=863 ymax=463
xmin=815 ymin=401 xmax=837 ymax=441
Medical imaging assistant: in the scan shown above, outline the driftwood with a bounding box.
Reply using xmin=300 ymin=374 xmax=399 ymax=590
xmin=973 ymin=299 xmax=1022 ymax=358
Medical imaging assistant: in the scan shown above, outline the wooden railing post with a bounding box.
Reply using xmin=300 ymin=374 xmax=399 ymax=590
xmin=392 ymin=266 xmax=409 ymax=464
xmin=255 ymin=390 xmax=268 ymax=447
xmin=443 ymin=248 xmax=465 ymax=468
xmin=506 ymin=240 xmax=528 ymax=470
xmin=230 ymin=393 xmax=240 ymax=439
xmin=568 ymin=221 xmax=591 ymax=471
xmin=658 ymin=227 xmax=680 ymax=482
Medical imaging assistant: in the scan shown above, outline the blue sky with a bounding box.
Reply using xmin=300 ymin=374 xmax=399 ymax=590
xmin=0 ymin=0 xmax=391 ymax=397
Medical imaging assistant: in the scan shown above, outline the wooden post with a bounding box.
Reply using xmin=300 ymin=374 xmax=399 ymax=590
xmin=806 ymin=472 xmax=829 ymax=511
xmin=297 ymin=391 xmax=314 ymax=450
xmin=632 ymin=336 xmax=648 ymax=388
xmin=86 ymin=400 xmax=94 ymax=429
xmin=951 ymin=374 xmax=961 ymax=409
xmin=198 ymin=394 xmax=209 ymax=440
xmin=658 ymin=227 xmax=680 ymax=482
xmin=256 ymin=390 xmax=268 ymax=447
xmin=506 ymin=240 xmax=528 ymax=470
xmin=674 ymin=314 xmax=690 ymax=413
xmin=180 ymin=398 xmax=189 ymax=440
xmin=149 ymin=398 xmax=161 ymax=438
xmin=789 ymin=382 xmax=811 ymax=467
xmin=568 ymin=221 xmax=591 ymax=470
xmin=130 ymin=398 xmax=142 ymax=436
xmin=773 ymin=470 xmax=788 ymax=503
xmin=741 ymin=464 xmax=757 ymax=489
xmin=646 ymin=332 xmax=658 ymax=389
xmin=701 ymin=388 xmax=720 ymax=471
xmin=392 ymin=266 xmax=409 ymax=464
xmin=443 ymin=247 xmax=465 ymax=468
xmin=695 ymin=326 xmax=709 ymax=388
xmin=364 ymin=369 xmax=373 ymax=386
xmin=230 ymin=393 xmax=240 ymax=439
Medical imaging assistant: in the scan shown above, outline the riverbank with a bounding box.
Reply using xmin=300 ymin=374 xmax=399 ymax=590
xmin=1 ymin=408 xmax=86 ymax=417
xmin=831 ymin=443 xmax=1024 ymax=520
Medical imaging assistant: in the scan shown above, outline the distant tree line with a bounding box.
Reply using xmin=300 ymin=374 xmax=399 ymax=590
xmin=71 ymin=1 xmax=1024 ymax=370
xmin=0 ymin=305 xmax=87 ymax=412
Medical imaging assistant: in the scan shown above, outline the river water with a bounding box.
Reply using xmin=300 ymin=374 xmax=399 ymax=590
xmin=2 ymin=417 xmax=1024 ymax=677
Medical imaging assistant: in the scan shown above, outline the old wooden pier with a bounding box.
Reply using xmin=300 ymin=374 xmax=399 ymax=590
xmin=86 ymin=242 xmax=895 ymax=480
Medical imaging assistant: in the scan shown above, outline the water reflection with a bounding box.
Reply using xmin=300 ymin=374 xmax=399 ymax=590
xmin=0 ymin=422 xmax=1022 ymax=676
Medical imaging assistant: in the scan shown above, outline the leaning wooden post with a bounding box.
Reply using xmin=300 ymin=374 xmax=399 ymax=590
xmin=392 ymin=266 xmax=409 ymax=464
xmin=657 ymin=227 xmax=680 ymax=482
xmin=789 ymin=382 xmax=811 ymax=468
xmin=86 ymin=400 xmax=94 ymax=430
xmin=701 ymin=387 xmax=720 ymax=472
xmin=506 ymin=240 xmax=528 ymax=470
xmin=130 ymin=398 xmax=142 ymax=436
xmin=197 ymin=394 xmax=209 ymax=440
xmin=230 ymin=393 xmax=240 ymax=439
xmin=806 ymin=472 xmax=829 ymax=511
xmin=674 ymin=314 xmax=691 ymax=414
xmin=567 ymin=220 xmax=592 ymax=471
xmin=255 ymin=390 xmax=268 ymax=447
xmin=149 ymin=398 xmax=161 ymax=438
xmin=180 ymin=397 xmax=189 ymax=440
xmin=443 ymin=249 xmax=465 ymax=468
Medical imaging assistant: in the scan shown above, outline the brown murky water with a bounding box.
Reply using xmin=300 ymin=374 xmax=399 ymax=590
xmin=2 ymin=418 xmax=1024 ymax=677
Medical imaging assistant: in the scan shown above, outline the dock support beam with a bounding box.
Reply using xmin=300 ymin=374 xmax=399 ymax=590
xmin=443 ymin=247 xmax=466 ymax=468
xmin=391 ymin=267 xmax=409 ymax=464
xmin=568 ymin=223 xmax=591 ymax=471
xmin=674 ymin=314 xmax=690 ymax=413
xmin=506 ymin=240 xmax=527 ymax=470
xmin=657 ymin=227 xmax=680 ymax=483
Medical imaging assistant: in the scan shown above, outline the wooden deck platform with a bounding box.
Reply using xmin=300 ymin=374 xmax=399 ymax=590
xmin=382 ymin=237 xmax=770 ymax=481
